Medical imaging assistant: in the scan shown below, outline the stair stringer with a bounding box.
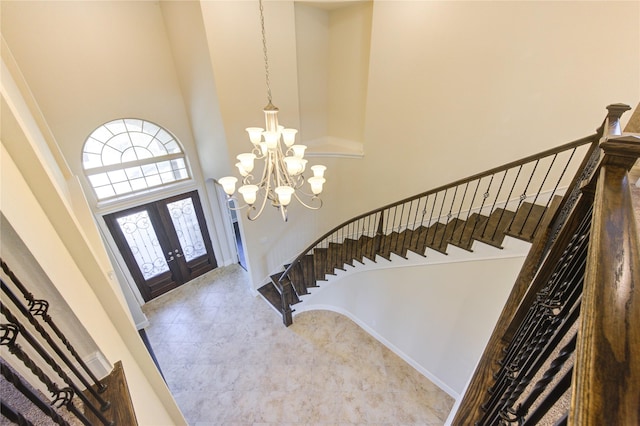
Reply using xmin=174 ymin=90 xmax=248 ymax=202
xmin=295 ymin=235 xmax=532 ymax=305
xmin=291 ymin=236 xmax=532 ymax=400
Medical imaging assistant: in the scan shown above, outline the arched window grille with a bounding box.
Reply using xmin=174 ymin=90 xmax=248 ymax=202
xmin=82 ymin=118 xmax=190 ymax=200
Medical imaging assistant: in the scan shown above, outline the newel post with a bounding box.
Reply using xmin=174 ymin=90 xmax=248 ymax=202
xmin=571 ymin=119 xmax=640 ymax=425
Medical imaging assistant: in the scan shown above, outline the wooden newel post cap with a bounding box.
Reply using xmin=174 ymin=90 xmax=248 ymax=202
xmin=600 ymin=134 xmax=640 ymax=170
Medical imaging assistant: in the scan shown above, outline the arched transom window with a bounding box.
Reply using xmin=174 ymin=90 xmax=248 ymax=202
xmin=82 ymin=118 xmax=190 ymax=200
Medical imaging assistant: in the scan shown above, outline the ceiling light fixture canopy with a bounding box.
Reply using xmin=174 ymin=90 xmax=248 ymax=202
xmin=219 ymin=0 xmax=326 ymax=222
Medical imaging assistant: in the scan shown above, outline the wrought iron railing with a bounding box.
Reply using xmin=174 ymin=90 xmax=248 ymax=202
xmin=452 ymin=104 xmax=640 ymax=424
xmin=0 ymin=259 xmax=115 ymax=426
xmin=276 ymin=124 xmax=602 ymax=325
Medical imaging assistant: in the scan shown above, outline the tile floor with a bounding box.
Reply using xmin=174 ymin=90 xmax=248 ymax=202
xmin=142 ymin=264 xmax=455 ymax=425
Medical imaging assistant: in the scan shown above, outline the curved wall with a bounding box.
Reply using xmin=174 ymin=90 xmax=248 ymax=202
xmin=296 ymin=248 xmax=527 ymax=397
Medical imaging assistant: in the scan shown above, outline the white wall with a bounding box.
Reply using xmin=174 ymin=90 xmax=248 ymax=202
xmin=297 ymin=247 xmax=527 ymax=397
xmin=1 ymin=47 xmax=187 ymax=423
xmin=336 ymin=0 xmax=639 ymax=221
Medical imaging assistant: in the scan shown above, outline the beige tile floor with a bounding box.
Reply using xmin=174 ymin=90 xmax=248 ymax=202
xmin=142 ymin=265 xmax=454 ymax=425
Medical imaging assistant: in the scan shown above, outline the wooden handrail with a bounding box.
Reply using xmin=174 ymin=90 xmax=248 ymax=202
xmin=279 ymin=133 xmax=599 ymax=283
xmin=571 ymin=133 xmax=640 ymax=425
xmin=450 ymin=104 xmax=637 ymax=424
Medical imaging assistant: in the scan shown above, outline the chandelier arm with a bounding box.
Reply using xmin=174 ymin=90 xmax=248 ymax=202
xmin=247 ymin=189 xmax=270 ymax=221
xmin=248 ymin=153 xmax=275 ymax=220
xmin=257 ymin=151 xmax=270 ymax=186
xmin=265 ymin=150 xmax=279 ymax=202
xmin=291 ymin=191 xmax=323 ymax=210
xmin=275 ymin=147 xmax=292 ymax=187
xmin=252 ymin=145 xmax=266 ymax=159
xmin=225 ymin=196 xmax=251 ymax=211
xmin=274 ymin=149 xmax=284 ymax=189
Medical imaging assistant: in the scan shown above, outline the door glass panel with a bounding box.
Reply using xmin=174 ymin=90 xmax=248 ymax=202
xmin=165 ymin=198 xmax=206 ymax=262
xmin=116 ymin=210 xmax=169 ymax=280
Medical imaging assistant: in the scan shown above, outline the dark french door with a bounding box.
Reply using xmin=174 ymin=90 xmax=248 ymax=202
xmin=104 ymin=191 xmax=217 ymax=302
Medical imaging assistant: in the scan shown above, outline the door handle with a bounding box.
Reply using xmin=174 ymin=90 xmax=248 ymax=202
xmin=167 ymin=256 xmax=175 ymax=262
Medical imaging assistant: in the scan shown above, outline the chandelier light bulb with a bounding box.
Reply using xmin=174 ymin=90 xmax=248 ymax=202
xmin=308 ymin=177 xmax=326 ymax=195
xmin=246 ymin=127 xmax=264 ymax=144
xmin=262 ymin=131 xmax=279 ymax=149
xmin=291 ymin=145 xmax=307 ymax=159
xmin=219 ymin=176 xmax=238 ymax=195
xmin=281 ymin=128 xmax=298 ymax=147
xmin=284 ymin=157 xmax=303 ymax=175
xmin=275 ymin=186 xmax=295 ymax=206
xmin=237 ymin=153 xmax=256 ymax=173
xmin=235 ymin=162 xmax=249 ymax=177
xmin=238 ymin=184 xmax=259 ymax=205
xmin=311 ymin=164 xmax=326 ymax=178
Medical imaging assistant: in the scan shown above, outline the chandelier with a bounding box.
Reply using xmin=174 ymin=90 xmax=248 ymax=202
xmin=218 ymin=0 xmax=326 ymax=222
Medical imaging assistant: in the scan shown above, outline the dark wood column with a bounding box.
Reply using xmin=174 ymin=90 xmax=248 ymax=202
xmin=571 ymin=133 xmax=640 ymax=425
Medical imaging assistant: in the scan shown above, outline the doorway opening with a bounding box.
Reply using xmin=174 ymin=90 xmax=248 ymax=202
xmin=104 ymin=190 xmax=217 ymax=302
xmin=228 ymin=200 xmax=247 ymax=270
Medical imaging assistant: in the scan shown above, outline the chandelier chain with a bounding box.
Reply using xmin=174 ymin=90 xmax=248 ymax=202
xmin=259 ymin=0 xmax=272 ymax=104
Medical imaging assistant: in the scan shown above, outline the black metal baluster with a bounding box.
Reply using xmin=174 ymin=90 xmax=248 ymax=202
xmin=0 ymin=281 xmax=110 ymax=409
xmin=0 ymin=323 xmax=94 ymax=426
xmin=1 ymin=361 xmax=71 ymax=426
xmin=478 ymin=174 xmax=495 ymax=237
xmin=440 ymin=185 xmax=459 ymax=247
xmin=432 ymin=189 xmax=448 ymax=245
xmin=521 ymin=367 xmax=573 ymax=426
xmin=400 ymin=201 xmax=414 ymax=253
xmin=501 ymin=165 xmax=523 ymax=234
xmin=451 ymin=182 xmax=470 ymax=245
xmin=530 ymin=148 xmax=577 ymax=237
xmin=518 ymin=154 xmax=558 ymax=235
xmin=478 ymin=206 xmax=592 ymax=425
xmin=516 ymin=332 xmax=577 ymax=422
xmin=0 ymin=306 xmax=114 ymax=426
xmin=460 ymin=179 xmax=482 ymax=247
xmin=488 ymin=170 xmax=509 ymax=241
xmin=490 ymin=240 xmax=587 ymax=410
xmin=412 ymin=197 xmax=422 ymax=230
xmin=499 ymin=215 xmax=590 ymax=369
xmin=1 ymin=260 xmax=106 ymax=393
xmin=1 ymin=401 xmax=36 ymax=426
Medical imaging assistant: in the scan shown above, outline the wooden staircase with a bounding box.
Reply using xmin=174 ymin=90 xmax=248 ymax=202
xmin=254 ymin=104 xmax=640 ymax=425
xmin=258 ymin=201 xmax=550 ymax=320
xmin=257 ymin=105 xmax=639 ymax=328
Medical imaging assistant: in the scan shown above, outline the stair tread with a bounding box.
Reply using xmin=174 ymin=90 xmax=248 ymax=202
xmin=301 ymin=255 xmax=317 ymax=288
xmin=359 ymin=236 xmax=378 ymax=262
xmin=257 ymin=282 xmax=281 ymax=311
xmin=286 ymin=262 xmax=308 ymax=296
xmin=504 ymin=202 xmax=547 ymax=242
xmin=424 ymin=218 xmax=464 ymax=254
xmin=313 ymin=248 xmax=328 ymax=281
xmin=473 ymin=208 xmax=516 ymax=248
xmin=448 ymin=213 xmax=489 ymax=251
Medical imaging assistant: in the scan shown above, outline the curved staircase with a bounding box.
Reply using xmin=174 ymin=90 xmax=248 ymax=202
xmin=254 ymin=103 xmax=640 ymax=425
xmin=259 ymin=200 xmax=551 ymax=314
xmin=258 ymin=112 xmax=606 ymax=326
